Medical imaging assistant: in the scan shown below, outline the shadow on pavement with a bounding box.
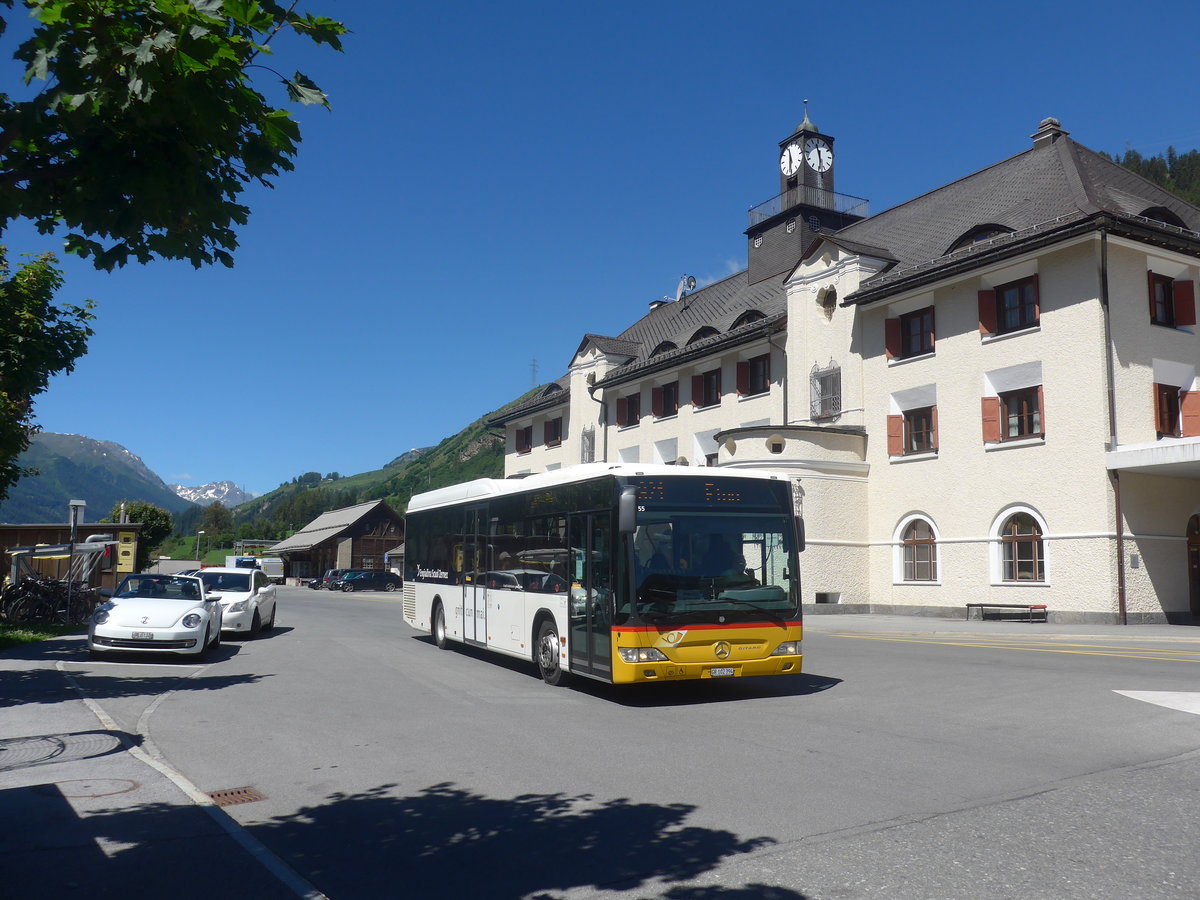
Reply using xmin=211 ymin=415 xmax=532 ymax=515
xmin=254 ymin=781 xmax=807 ymax=899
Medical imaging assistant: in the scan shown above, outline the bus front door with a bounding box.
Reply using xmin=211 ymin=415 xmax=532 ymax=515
xmin=461 ymin=506 xmax=487 ymax=647
xmin=568 ymin=513 xmax=612 ymax=680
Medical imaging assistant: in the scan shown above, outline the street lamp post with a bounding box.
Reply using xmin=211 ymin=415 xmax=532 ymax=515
xmin=195 ymin=530 xmax=206 ymax=562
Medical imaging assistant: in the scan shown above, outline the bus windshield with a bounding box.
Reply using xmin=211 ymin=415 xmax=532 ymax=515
xmin=631 ymin=511 xmax=798 ymax=625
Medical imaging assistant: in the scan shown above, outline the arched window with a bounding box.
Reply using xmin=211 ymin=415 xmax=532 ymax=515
xmin=650 ymin=341 xmax=677 ymax=357
xmin=902 ymin=519 xmax=937 ymax=582
xmin=948 ymin=224 xmax=1012 ymax=253
xmin=687 ymin=326 xmax=720 ymax=345
xmin=1000 ymin=512 xmax=1044 ymax=582
xmin=731 ymin=310 xmax=766 ymax=329
xmin=1140 ymin=206 xmax=1187 ymax=228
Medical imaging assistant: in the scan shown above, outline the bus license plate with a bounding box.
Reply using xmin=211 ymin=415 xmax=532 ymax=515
xmin=132 ymin=632 xmax=153 ymax=640
xmin=710 ymin=666 xmax=734 ymax=677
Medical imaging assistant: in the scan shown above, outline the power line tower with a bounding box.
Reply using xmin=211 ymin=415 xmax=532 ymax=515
xmin=531 ymin=357 xmax=538 ymax=388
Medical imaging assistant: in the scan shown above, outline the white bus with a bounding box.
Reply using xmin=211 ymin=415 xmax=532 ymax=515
xmin=402 ymin=463 xmax=803 ymax=686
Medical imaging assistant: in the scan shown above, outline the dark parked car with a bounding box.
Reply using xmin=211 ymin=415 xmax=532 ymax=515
xmin=313 ymin=568 xmax=351 ymax=590
xmin=330 ymin=570 xmax=402 ymax=592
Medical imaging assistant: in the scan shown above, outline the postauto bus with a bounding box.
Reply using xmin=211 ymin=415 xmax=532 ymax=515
xmin=402 ymin=464 xmax=803 ymax=686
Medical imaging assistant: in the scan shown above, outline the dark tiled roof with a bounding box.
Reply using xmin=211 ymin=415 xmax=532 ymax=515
xmin=487 ymin=378 xmax=570 ymax=425
xmin=837 ymin=133 xmax=1200 ymax=305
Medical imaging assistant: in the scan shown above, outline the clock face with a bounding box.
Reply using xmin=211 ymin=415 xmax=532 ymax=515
xmin=804 ymin=137 xmax=833 ymax=172
xmin=779 ymin=142 xmax=802 ymax=177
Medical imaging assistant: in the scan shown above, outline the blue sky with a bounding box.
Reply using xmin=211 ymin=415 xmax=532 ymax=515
xmin=7 ymin=0 xmax=1200 ymax=496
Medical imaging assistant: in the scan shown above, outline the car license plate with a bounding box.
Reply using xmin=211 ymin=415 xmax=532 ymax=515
xmin=132 ymin=632 xmax=153 ymax=640
xmin=710 ymin=666 xmax=735 ymax=677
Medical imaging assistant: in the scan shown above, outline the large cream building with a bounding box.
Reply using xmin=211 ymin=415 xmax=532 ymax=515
xmin=491 ymin=115 xmax=1200 ymax=624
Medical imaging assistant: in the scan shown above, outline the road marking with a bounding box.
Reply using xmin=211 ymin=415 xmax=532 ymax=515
xmin=1114 ymin=691 xmax=1200 ymax=716
xmin=827 ymin=633 xmax=1200 ymax=663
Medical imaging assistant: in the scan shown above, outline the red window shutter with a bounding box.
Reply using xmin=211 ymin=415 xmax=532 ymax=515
xmin=887 ymin=415 xmax=903 ymax=456
xmin=543 ymin=421 xmax=552 ymax=445
xmin=736 ymin=361 xmax=750 ymax=395
xmin=981 ymin=397 xmax=1001 ymax=442
xmin=692 ymin=375 xmax=704 ymax=407
xmin=1174 ymin=280 xmax=1196 ymax=327
xmin=978 ymin=290 xmax=997 ymax=334
xmin=616 ymin=397 xmax=628 ymax=427
xmin=651 ymin=386 xmax=663 ymax=417
xmin=1030 ymin=273 xmax=1040 ymax=319
xmin=1183 ymin=390 xmax=1200 ymax=437
xmin=1148 ymin=270 xmax=1157 ymax=319
xmin=1153 ymin=382 xmax=1163 ymax=432
xmin=1037 ymin=384 xmax=1046 ymax=435
xmin=931 ymin=405 xmax=939 ymax=451
xmin=885 ymin=318 xmax=901 ymax=359
xmin=516 ymin=427 xmax=530 ymax=453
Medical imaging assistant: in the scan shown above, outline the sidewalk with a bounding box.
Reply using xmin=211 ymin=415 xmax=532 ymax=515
xmin=802 ymin=609 xmax=1200 ymax=640
xmin=0 ymin=634 xmax=316 ymax=900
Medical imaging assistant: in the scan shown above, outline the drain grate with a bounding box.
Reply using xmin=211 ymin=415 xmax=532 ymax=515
xmin=208 ymin=786 xmax=266 ymax=807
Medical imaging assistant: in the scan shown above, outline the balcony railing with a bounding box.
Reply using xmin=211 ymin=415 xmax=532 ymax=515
xmin=748 ymin=185 xmax=870 ymax=228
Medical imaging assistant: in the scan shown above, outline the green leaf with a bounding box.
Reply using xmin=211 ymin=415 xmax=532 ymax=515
xmin=284 ymin=71 xmax=329 ymax=108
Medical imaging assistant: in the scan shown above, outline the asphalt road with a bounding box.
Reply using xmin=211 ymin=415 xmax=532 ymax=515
xmin=7 ymin=586 xmax=1200 ymax=899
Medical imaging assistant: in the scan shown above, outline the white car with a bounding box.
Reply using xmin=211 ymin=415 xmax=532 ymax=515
xmin=195 ymin=567 xmax=277 ymax=636
xmin=88 ymin=573 xmax=223 ymax=660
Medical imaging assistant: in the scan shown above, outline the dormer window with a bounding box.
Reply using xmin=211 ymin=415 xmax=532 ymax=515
xmin=650 ymin=341 xmax=677 ymax=357
xmin=949 ymin=225 xmax=1012 ymax=253
xmin=731 ymin=310 xmax=766 ymax=329
xmin=687 ymin=326 xmax=720 ymax=345
xmin=1140 ymin=206 xmax=1187 ymax=228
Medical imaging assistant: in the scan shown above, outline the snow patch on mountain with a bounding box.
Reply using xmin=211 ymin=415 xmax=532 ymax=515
xmin=169 ymin=481 xmax=256 ymax=507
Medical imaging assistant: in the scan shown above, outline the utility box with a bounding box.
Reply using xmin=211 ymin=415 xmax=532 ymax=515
xmin=116 ymin=531 xmax=137 ymax=573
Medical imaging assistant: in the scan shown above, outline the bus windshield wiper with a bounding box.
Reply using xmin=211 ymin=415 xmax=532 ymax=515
xmin=716 ymin=597 xmax=790 ymax=624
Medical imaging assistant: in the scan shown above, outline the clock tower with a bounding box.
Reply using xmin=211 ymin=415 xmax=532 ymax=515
xmin=747 ymin=105 xmax=865 ymax=285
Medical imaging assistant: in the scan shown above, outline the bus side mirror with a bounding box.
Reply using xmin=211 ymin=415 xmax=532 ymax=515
xmin=795 ymin=517 xmax=806 ymax=553
xmin=618 ymin=486 xmax=638 ymax=534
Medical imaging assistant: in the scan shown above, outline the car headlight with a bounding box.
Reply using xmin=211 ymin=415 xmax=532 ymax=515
xmin=228 ymin=600 xmax=249 ymax=612
xmin=770 ymin=640 xmax=801 ymax=656
xmin=93 ymin=609 xmax=109 ymax=625
xmin=182 ymin=613 xmax=202 ymax=628
xmin=618 ymin=647 xmax=669 ymax=663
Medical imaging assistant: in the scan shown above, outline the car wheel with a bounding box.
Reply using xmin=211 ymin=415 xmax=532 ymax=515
xmin=433 ymin=603 xmax=448 ymax=650
xmin=195 ymin=626 xmax=211 ymax=661
xmin=262 ymin=601 xmax=276 ymax=632
xmin=250 ymin=609 xmax=262 ymax=637
xmin=342 ymin=583 xmax=354 ymax=592
xmin=384 ymin=582 xmax=397 ymax=592
xmin=536 ymin=618 xmax=567 ymax=686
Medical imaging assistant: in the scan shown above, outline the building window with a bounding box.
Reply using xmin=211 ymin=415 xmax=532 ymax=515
xmin=1149 ymin=271 xmax=1196 ymax=328
xmin=543 ymin=417 xmax=563 ymax=447
xmin=888 ymin=405 xmax=938 ymax=456
xmin=810 ymin=361 xmax=841 ymax=419
xmin=901 ymin=307 xmax=934 ymax=357
xmin=902 ymin=519 xmax=937 ymax=582
xmin=737 ymin=354 xmax=770 ymax=396
xmin=693 ymin=369 xmax=722 ymax=409
xmin=515 ymin=426 xmax=533 ymax=453
xmin=1001 ymin=387 xmax=1042 ymax=439
xmin=616 ymin=392 xmax=641 ymax=428
xmin=652 ymin=382 xmax=679 ymax=418
xmin=687 ymin=326 xmax=720 ymax=345
xmin=1156 ymin=383 xmax=1182 ymax=437
xmin=1001 ymin=512 xmax=1044 ymax=582
xmin=904 ymin=407 xmax=936 ymax=453
xmin=979 ymin=275 xmax=1039 ymax=336
xmin=885 ymin=306 xmax=935 ymax=360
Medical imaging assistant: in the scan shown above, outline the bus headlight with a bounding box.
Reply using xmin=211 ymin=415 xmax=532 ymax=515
xmin=618 ymin=647 xmax=669 ymax=663
xmin=770 ymin=641 xmax=801 ymax=656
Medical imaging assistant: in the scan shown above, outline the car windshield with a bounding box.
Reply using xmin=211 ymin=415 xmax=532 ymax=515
xmin=115 ymin=575 xmax=202 ymax=601
xmin=196 ymin=571 xmax=251 ymax=592
xmin=631 ymin=513 xmax=799 ymax=625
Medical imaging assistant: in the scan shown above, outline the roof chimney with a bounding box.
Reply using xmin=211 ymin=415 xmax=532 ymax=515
xmin=1031 ymin=117 xmax=1069 ymax=148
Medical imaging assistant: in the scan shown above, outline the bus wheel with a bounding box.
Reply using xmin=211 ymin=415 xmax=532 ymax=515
xmin=536 ymin=619 xmax=566 ymax=686
xmin=433 ymin=603 xmax=448 ymax=650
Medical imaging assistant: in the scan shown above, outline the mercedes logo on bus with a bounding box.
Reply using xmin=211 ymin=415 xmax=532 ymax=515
xmin=713 ymin=641 xmax=731 ymax=659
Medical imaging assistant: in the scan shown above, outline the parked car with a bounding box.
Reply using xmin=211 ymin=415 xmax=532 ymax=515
xmin=195 ymin=567 xmax=277 ymax=636
xmin=330 ymin=570 xmax=403 ymax=592
xmin=318 ymin=568 xmax=352 ymax=589
xmin=306 ymin=575 xmax=324 ymax=590
xmin=88 ymin=573 xmax=222 ymax=661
